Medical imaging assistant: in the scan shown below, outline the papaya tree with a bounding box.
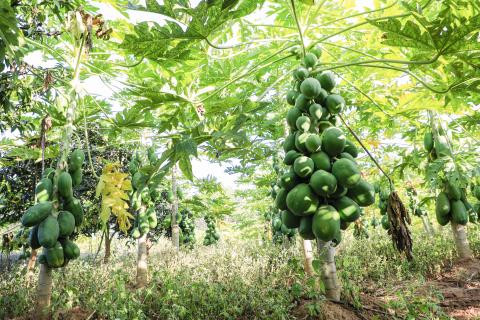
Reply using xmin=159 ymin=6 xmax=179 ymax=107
xmin=425 ymin=112 xmax=474 ymax=259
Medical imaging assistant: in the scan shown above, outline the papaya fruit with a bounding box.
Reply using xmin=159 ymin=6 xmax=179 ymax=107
xmin=451 ymin=200 xmax=468 ymax=225
xmin=280 ymin=210 xmax=301 ymax=229
xmin=343 ymin=140 xmax=358 ymax=158
xmin=294 ymin=67 xmax=309 ymax=81
xmin=57 ymin=211 xmax=75 ymax=238
xmin=446 ymin=180 xmax=462 ymax=200
xmin=69 ymin=149 xmax=85 ymax=171
xmin=423 ymin=132 xmax=433 ymax=152
xmin=294 ymin=131 xmax=310 ymax=153
xmin=284 ymin=150 xmax=302 ymax=166
xmin=333 ymin=196 xmax=360 ymax=222
xmin=315 ymin=88 xmax=329 ymax=106
xmin=347 ymin=180 xmax=375 ymax=207
xmin=310 ymin=46 xmax=322 ymax=59
xmin=65 ymin=198 xmax=84 ymax=226
xmin=318 ymin=120 xmax=333 ymax=132
xmin=304 ymin=53 xmax=317 ymax=68
xmin=286 ymin=90 xmax=299 ymax=106
xmin=38 ymin=215 xmax=59 ymax=248
xmin=286 ymin=183 xmax=319 ymax=216
xmin=310 ymin=170 xmax=337 ymax=196
xmin=309 ymin=103 xmax=327 ymax=121
xmin=44 ymin=241 xmax=64 ymax=268
xmin=330 ymin=184 xmax=348 ymax=199
xmin=279 ymin=171 xmax=300 ymax=191
xmin=300 ymin=77 xmax=321 ymax=99
xmin=305 ymin=134 xmax=322 ymax=153
xmin=325 ymin=95 xmax=345 ymax=114
xmin=296 ymin=115 xmax=311 ymax=132
xmin=293 ymin=156 xmax=314 ymax=178
xmin=35 ymin=178 xmax=53 ymax=202
xmin=332 ymin=158 xmax=361 ymax=188
xmin=310 ymin=151 xmax=331 ymax=172
xmin=298 ymin=215 xmax=315 ymax=240
xmin=58 ymin=172 xmax=73 ymax=200
xmin=316 ymin=71 xmax=336 ymax=92
xmin=21 ymin=202 xmax=52 ymax=227
xmin=71 ymin=169 xmax=82 ymax=187
xmin=275 ymin=188 xmax=288 ymax=211
xmin=283 ymin=133 xmax=297 ymax=153
xmin=435 ymin=192 xmax=450 ymax=217
xmin=294 ymin=94 xmax=311 ymax=112
xmin=60 ymin=239 xmax=80 ymax=259
xmin=312 ymin=205 xmax=340 ymax=241
xmin=272 ymin=217 xmax=282 ymax=231
xmin=321 ymin=127 xmax=346 ymax=157
xmin=29 ymin=225 xmax=41 ymax=250
xmin=286 ymin=107 xmax=302 ymax=129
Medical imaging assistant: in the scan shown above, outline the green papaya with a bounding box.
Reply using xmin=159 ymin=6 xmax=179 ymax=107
xmin=35 ymin=178 xmax=53 ymax=202
xmin=283 ymin=133 xmax=297 ymax=153
xmin=310 ymin=151 xmax=331 ymax=172
xmin=343 ymin=140 xmax=358 ymax=158
xmin=71 ymin=169 xmax=82 ymax=187
xmin=381 ymin=215 xmax=390 ymax=230
xmin=446 ymin=180 xmax=462 ymax=200
xmin=325 ymin=95 xmax=345 ymax=114
xmin=44 ymin=241 xmax=64 ymax=268
xmin=293 ymin=156 xmax=314 ymax=178
xmin=286 ymin=90 xmax=299 ymax=106
xmin=332 ymin=158 xmax=361 ymax=188
xmin=316 ymin=71 xmax=336 ymax=92
xmin=286 ymin=107 xmax=302 ymax=129
xmin=286 ymin=183 xmax=319 ymax=216
xmin=284 ymin=150 xmax=302 ymax=166
xmin=294 ymin=67 xmax=309 ymax=81
xmin=298 ymin=216 xmax=315 ymax=240
xmin=333 ymin=196 xmax=360 ymax=222
xmin=29 ymin=225 xmax=41 ymax=250
xmin=275 ymin=188 xmax=288 ymax=211
xmin=280 ymin=210 xmax=301 ymax=229
xmin=42 ymin=168 xmax=56 ymax=180
xmin=294 ymin=94 xmax=311 ymax=112
xmin=58 ymin=172 xmax=73 ymax=200
xmin=347 ymin=180 xmax=375 ymax=207
xmin=21 ymin=202 xmax=52 ymax=227
xmin=321 ymin=127 xmax=346 ymax=157
xmin=279 ymin=171 xmax=300 ymax=191
xmin=38 ymin=216 xmax=59 ymax=248
xmin=435 ymin=192 xmax=450 ymax=217
xmin=423 ymin=132 xmax=433 ymax=152
xmin=69 ymin=149 xmax=85 ymax=171
xmin=304 ymin=53 xmax=317 ymax=68
xmin=296 ymin=115 xmax=311 ymax=132
xmin=309 ymin=170 xmax=337 ymax=196
xmin=305 ymin=134 xmax=322 ymax=153
xmin=57 ymin=211 xmax=75 ymax=238
xmin=60 ymin=239 xmax=80 ymax=259
xmin=312 ymin=205 xmax=341 ymax=241
xmin=300 ymin=77 xmax=321 ymax=99
xmin=451 ymin=200 xmax=468 ymax=225
xmin=309 ymin=103 xmax=327 ymax=121
xmin=65 ymin=198 xmax=84 ymax=226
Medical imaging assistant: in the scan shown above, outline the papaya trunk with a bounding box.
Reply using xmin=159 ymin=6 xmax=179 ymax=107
xmin=136 ymin=233 xmax=148 ymax=288
xmin=420 ymin=215 xmax=434 ymax=235
xmin=35 ymin=264 xmax=52 ymax=319
xmin=103 ymin=234 xmax=112 ymax=264
xmin=171 ymin=165 xmax=180 ymax=251
xmin=302 ymin=239 xmax=314 ymax=276
xmin=451 ymin=222 xmax=472 ymax=259
xmin=26 ymin=249 xmax=38 ymax=280
xmin=316 ymin=240 xmax=340 ymax=301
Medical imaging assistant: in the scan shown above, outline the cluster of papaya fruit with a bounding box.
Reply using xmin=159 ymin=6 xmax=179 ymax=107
xmin=274 ymin=48 xmax=375 ymax=244
xmin=129 ymin=150 xmax=159 ymax=239
xmin=435 ymin=179 xmax=474 ymax=226
xmin=203 ymin=215 xmax=219 ymax=246
xmin=179 ymin=209 xmax=196 ymax=248
xmin=423 ymin=129 xmax=451 ymax=160
xmin=270 ymin=171 xmax=298 ymax=240
xmin=22 ymin=149 xmax=85 ymax=268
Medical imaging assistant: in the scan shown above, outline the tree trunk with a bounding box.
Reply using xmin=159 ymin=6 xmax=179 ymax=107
xmin=316 ymin=240 xmax=340 ymax=301
xmin=420 ymin=215 xmax=434 ymax=235
xmin=451 ymin=222 xmax=472 ymax=259
xmin=136 ymin=233 xmax=148 ymax=288
xmin=302 ymin=240 xmax=314 ymax=277
xmin=103 ymin=234 xmax=112 ymax=264
xmin=26 ymin=249 xmax=38 ymax=281
xmin=171 ymin=165 xmax=180 ymax=251
xmin=35 ymin=264 xmax=52 ymax=319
